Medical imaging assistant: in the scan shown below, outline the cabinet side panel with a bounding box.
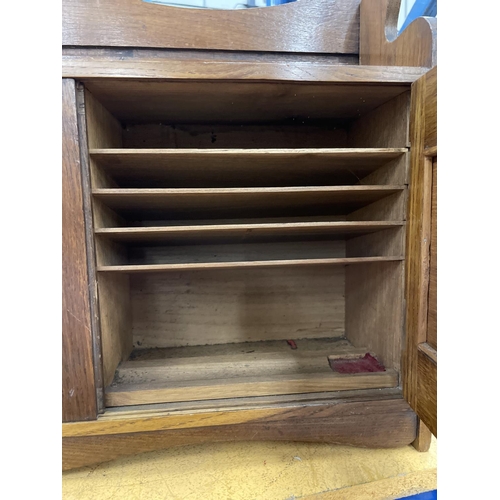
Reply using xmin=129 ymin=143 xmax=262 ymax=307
xmin=348 ymin=91 xmax=411 ymax=149
xmin=62 ymin=79 xmax=97 ymax=422
xmin=345 ymin=261 xmax=404 ymax=371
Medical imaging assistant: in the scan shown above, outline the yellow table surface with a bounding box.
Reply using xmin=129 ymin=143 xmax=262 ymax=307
xmin=63 ymin=437 xmax=436 ymax=499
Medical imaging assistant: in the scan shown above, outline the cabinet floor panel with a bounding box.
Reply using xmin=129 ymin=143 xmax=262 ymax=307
xmin=105 ymin=338 xmax=398 ymax=407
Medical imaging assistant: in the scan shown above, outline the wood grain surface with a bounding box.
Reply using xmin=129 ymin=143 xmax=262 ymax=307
xmin=360 ymin=0 xmax=437 ymax=67
xmin=404 ymin=67 xmax=437 ymax=440
xmin=417 ymin=348 xmax=437 ymax=437
xmin=427 ymin=159 xmax=437 ymax=349
xmin=129 ymin=265 xmax=346 ymax=348
xmin=63 ymin=397 xmax=417 ymax=469
xmin=63 ymin=0 xmax=360 ymax=53
xmin=83 ymin=79 xmax=414 ymax=123
xmin=90 ymin=148 xmax=407 ymax=188
xmin=62 ymin=79 xmax=97 ymax=422
xmin=62 ymin=51 xmax=426 ymax=82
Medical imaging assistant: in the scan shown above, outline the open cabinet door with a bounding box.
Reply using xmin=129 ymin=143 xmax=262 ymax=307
xmin=404 ymin=66 xmax=437 ymax=441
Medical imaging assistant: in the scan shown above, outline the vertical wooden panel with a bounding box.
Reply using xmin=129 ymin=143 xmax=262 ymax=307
xmin=345 ymin=261 xmax=404 ymax=371
xmin=62 ymin=79 xmax=97 ymax=422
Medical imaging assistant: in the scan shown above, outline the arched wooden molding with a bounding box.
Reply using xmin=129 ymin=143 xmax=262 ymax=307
xmin=360 ymin=0 xmax=437 ymax=67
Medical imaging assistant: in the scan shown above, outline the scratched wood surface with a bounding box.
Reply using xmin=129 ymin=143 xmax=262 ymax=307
xmin=62 ymin=79 xmax=97 ymax=422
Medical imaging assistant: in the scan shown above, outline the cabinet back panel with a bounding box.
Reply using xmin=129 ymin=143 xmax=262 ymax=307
xmin=122 ymin=122 xmax=348 ymax=150
xmin=128 ymin=240 xmax=345 ymax=266
xmin=130 ymin=266 xmax=345 ymax=348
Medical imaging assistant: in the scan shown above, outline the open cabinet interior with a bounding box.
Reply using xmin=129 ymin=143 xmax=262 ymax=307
xmin=83 ymin=78 xmax=410 ymax=409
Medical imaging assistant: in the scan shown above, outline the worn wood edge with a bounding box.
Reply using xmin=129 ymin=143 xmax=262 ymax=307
xmin=92 ymin=185 xmax=406 ymax=195
xmin=62 ymin=57 xmax=427 ymax=82
xmin=75 ymin=83 xmax=105 ymax=414
xmin=403 ymin=76 xmax=431 ymax=410
xmin=96 ymin=221 xmax=405 ymax=236
xmin=360 ymin=0 xmax=437 ymax=68
xmin=97 ymin=257 xmax=404 ymax=273
xmin=63 ymin=397 xmax=417 ymax=470
xmin=104 ymin=370 xmax=399 ymax=407
xmin=89 ymin=147 xmax=408 ymax=156
xmin=62 ymin=78 xmax=98 ymax=422
xmin=100 ymin=387 xmax=404 ymax=418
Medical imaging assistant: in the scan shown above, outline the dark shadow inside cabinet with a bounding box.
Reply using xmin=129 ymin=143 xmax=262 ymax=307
xmin=82 ymin=78 xmax=410 ymax=409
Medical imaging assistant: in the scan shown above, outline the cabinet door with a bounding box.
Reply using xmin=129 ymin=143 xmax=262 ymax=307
xmin=404 ymin=67 xmax=437 ymax=437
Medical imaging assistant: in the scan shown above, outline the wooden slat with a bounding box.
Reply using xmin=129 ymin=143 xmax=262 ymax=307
xmin=92 ymin=186 xmax=405 ymax=216
xmin=90 ymin=148 xmax=407 ymax=187
xmin=105 ymin=370 xmax=398 ymax=407
xmin=62 ymin=78 xmax=97 ymax=422
xmin=98 ymin=256 xmax=403 ymax=273
xmin=82 ymin=387 xmax=405 ymax=423
xmin=63 ymin=51 xmax=427 ymax=82
xmin=96 ymin=221 xmax=404 ymax=243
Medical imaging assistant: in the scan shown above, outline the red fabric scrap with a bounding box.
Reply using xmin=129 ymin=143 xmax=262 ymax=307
xmin=329 ymin=353 xmax=386 ymax=374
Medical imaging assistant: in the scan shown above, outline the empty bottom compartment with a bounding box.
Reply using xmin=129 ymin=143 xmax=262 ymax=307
xmin=105 ymin=338 xmax=398 ymax=407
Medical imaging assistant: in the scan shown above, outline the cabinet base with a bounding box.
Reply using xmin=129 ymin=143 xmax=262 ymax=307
xmin=63 ymin=397 xmax=417 ymax=470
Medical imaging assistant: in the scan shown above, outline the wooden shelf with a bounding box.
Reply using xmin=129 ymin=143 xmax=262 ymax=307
xmin=95 ymin=221 xmax=404 ymax=243
xmin=83 ymin=80 xmax=414 ymax=122
xmin=92 ymin=186 xmax=404 ymax=215
xmin=97 ymin=256 xmax=404 ymax=273
xmin=90 ymin=148 xmax=407 ymax=187
xmin=105 ymin=338 xmax=398 ymax=407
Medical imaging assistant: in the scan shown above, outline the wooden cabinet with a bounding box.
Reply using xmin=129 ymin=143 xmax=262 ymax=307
xmin=62 ymin=0 xmax=437 ymax=469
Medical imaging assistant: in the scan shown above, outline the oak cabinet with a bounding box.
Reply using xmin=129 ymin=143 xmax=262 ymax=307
xmin=62 ymin=0 xmax=437 ymax=469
